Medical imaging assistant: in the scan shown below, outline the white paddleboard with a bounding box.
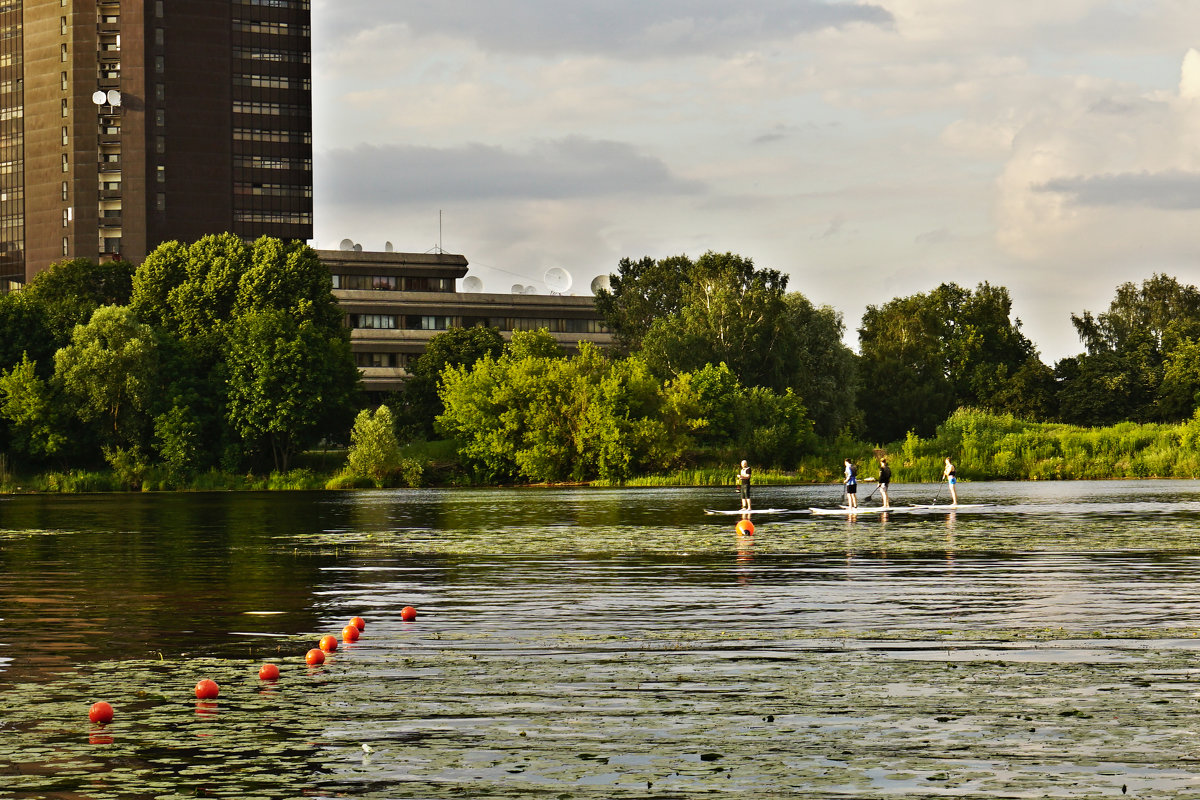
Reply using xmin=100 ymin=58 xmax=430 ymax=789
xmin=704 ymin=508 xmax=792 ymax=515
xmin=906 ymin=503 xmax=989 ymax=510
xmin=808 ymin=506 xmax=895 ymax=516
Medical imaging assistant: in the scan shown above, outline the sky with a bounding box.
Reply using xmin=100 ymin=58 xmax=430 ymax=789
xmin=310 ymin=0 xmax=1200 ymax=363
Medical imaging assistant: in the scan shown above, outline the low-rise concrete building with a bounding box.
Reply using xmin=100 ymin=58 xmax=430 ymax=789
xmin=321 ymin=249 xmax=612 ymax=392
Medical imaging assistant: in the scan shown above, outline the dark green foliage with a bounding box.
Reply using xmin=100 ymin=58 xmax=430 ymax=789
xmin=597 ymin=251 xmax=856 ymax=437
xmin=399 ymin=325 xmax=505 ymax=438
xmin=858 ymin=282 xmax=1047 ymax=442
xmin=21 ymin=257 xmax=134 ymax=345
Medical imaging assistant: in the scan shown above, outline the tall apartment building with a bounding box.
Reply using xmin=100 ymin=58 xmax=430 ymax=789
xmin=0 ymin=0 xmax=313 ymax=292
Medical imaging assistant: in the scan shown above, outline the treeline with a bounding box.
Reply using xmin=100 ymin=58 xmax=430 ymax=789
xmin=6 ymin=238 xmax=1200 ymax=490
xmin=0 ymin=235 xmax=359 ymax=488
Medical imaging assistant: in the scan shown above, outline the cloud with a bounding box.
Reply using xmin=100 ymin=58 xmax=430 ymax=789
xmin=318 ymin=137 xmax=705 ymax=207
xmin=315 ymin=0 xmax=893 ymax=57
xmin=1038 ymin=170 xmax=1200 ymax=210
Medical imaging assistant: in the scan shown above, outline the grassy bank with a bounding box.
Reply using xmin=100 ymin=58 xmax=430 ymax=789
xmin=6 ymin=408 xmax=1200 ymax=492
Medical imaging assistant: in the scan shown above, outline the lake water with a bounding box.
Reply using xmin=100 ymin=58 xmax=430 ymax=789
xmin=3 ymin=481 xmax=1200 ymax=798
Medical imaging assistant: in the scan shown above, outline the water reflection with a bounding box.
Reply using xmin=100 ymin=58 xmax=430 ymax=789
xmin=2 ymin=482 xmax=1200 ymax=797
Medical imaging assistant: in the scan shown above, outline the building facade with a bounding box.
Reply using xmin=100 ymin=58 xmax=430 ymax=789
xmin=0 ymin=0 xmax=312 ymax=292
xmin=323 ymin=249 xmax=613 ymax=392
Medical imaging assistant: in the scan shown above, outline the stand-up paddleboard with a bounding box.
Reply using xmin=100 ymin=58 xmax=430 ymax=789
xmin=704 ymin=507 xmax=792 ymax=515
xmin=907 ymin=503 xmax=989 ymax=510
xmin=808 ymin=506 xmax=895 ymax=516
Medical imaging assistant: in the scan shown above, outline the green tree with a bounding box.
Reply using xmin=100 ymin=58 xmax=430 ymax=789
xmin=0 ymin=292 xmax=55 ymax=375
xmin=1059 ymin=274 xmax=1200 ymax=424
xmin=593 ymin=254 xmax=694 ymax=351
xmin=399 ymin=326 xmax=505 ymax=438
xmin=346 ymin=405 xmax=402 ymax=486
xmin=858 ymin=282 xmax=1047 ymax=442
xmin=224 ymin=310 xmax=359 ymax=472
xmin=54 ymin=305 xmax=159 ymax=457
xmin=0 ymin=354 xmax=69 ymax=462
xmin=22 ymin=257 xmax=134 ymax=345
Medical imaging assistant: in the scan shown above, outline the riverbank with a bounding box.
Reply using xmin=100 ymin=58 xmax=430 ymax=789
xmin=5 ymin=408 xmax=1200 ymax=493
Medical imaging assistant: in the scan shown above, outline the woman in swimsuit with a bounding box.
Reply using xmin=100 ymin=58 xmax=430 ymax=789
xmin=942 ymin=457 xmax=957 ymax=506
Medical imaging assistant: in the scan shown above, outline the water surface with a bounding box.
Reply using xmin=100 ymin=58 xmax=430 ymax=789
xmin=2 ymin=481 xmax=1200 ymax=798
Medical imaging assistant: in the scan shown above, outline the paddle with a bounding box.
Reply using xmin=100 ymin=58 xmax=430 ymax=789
xmin=931 ymin=482 xmax=943 ymax=506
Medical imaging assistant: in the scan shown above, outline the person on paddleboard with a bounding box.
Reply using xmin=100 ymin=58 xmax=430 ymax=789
xmin=877 ymin=457 xmax=892 ymax=509
xmin=737 ymin=460 xmax=752 ymax=510
xmin=942 ymin=457 xmax=957 ymax=506
xmin=843 ymin=458 xmax=858 ymax=509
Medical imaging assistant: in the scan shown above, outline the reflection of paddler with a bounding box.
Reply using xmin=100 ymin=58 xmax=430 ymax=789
xmin=737 ymin=460 xmax=752 ymax=510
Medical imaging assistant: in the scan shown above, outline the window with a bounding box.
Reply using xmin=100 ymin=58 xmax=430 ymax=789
xmin=61 ymin=153 xmax=68 ymax=172
xmin=60 ymin=71 xmax=67 ymax=91
xmin=155 ymin=109 xmax=165 ymax=127
xmin=155 ymin=28 xmax=164 ymax=46
xmin=355 ymin=352 xmax=397 ymax=368
xmin=155 ymin=1 xmax=163 ymax=17
xmin=155 ymin=135 xmax=165 ymax=154
xmin=154 ymin=55 xmax=164 ymax=74
xmin=350 ymin=314 xmax=396 ymax=330
xmin=61 ymin=126 xmax=67 ymax=146
xmin=62 ymin=237 xmax=68 ymax=256
xmin=61 ymin=98 xmax=67 ymax=117
xmin=156 ymin=165 xmax=165 ymax=183
xmin=60 ymin=43 xmax=67 ymax=62
xmin=60 ymin=16 xmax=66 ymax=35
xmin=62 ymin=208 xmax=68 ymax=227
xmin=61 ymin=181 xmax=68 ymax=201
xmin=155 ymin=192 xmax=165 ymax=211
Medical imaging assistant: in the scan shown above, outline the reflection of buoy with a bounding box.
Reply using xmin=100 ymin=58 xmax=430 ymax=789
xmin=89 ymin=701 xmax=114 ymax=724
xmin=401 ymin=606 xmax=417 ymax=621
xmin=342 ymin=624 xmax=360 ymax=643
xmin=319 ymin=634 xmax=338 ymax=652
xmin=736 ymin=519 xmax=755 ymax=535
xmin=305 ymin=648 xmax=325 ymax=666
xmin=350 ymin=616 xmax=366 ymax=631
xmin=194 ymin=679 xmax=220 ymax=700
xmin=259 ymin=663 xmax=280 ymax=680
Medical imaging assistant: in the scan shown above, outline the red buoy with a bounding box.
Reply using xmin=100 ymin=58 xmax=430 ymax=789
xmin=400 ymin=606 xmax=418 ymax=621
xmin=88 ymin=701 xmax=114 ymax=724
xmin=194 ymin=679 xmax=220 ymax=700
xmin=342 ymin=625 xmax=360 ymax=643
xmin=305 ymin=648 xmax=325 ymax=666
xmin=350 ymin=616 xmax=366 ymax=631
xmin=736 ymin=519 xmax=755 ymax=535
xmin=319 ymin=634 xmax=338 ymax=652
xmin=258 ymin=663 xmax=280 ymax=680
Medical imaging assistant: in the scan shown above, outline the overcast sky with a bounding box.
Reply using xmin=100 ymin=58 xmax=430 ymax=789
xmin=311 ymin=0 xmax=1200 ymax=362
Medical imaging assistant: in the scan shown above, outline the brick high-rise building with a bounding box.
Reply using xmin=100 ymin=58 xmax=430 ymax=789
xmin=0 ymin=0 xmax=313 ymax=291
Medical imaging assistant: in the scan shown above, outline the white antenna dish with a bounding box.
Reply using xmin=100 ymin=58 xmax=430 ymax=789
xmin=339 ymin=238 xmax=355 ymax=251
xmin=385 ymin=241 xmax=394 ymax=253
xmin=511 ymin=283 xmax=525 ymax=294
xmin=462 ymin=276 xmax=483 ymax=293
xmin=106 ymin=89 xmax=121 ymax=107
xmin=524 ymin=285 xmax=538 ymax=295
xmin=91 ymin=90 xmax=107 ymax=106
xmin=544 ymin=267 xmax=573 ymax=294
xmin=353 ymin=243 xmax=362 ymax=252
xmin=590 ymin=274 xmax=611 ymax=294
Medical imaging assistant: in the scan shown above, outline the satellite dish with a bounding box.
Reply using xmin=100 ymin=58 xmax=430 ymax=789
xmin=511 ymin=284 xmax=525 ymax=294
xmin=544 ymin=267 xmax=573 ymax=294
xmin=524 ymin=286 xmax=538 ymax=295
xmin=353 ymin=243 xmax=362 ymax=252
xmin=462 ymin=276 xmax=483 ymax=293
xmin=590 ymin=275 xmax=611 ymax=294
xmin=339 ymin=238 xmax=355 ymax=251
xmin=91 ymin=90 xmax=107 ymax=105
xmin=384 ymin=241 xmax=394 ymax=253
xmin=106 ymin=89 xmax=121 ymax=107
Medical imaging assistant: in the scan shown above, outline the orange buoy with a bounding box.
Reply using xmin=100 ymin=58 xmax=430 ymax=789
xmin=88 ymin=701 xmax=114 ymax=724
xmin=258 ymin=663 xmax=280 ymax=680
xmin=342 ymin=624 xmax=360 ymax=643
xmin=319 ymin=634 xmax=338 ymax=652
xmin=194 ymin=679 xmax=220 ymax=700
xmin=305 ymin=648 xmax=325 ymax=666
xmin=736 ymin=519 xmax=755 ymax=535
xmin=350 ymin=616 xmax=366 ymax=631
xmin=400 ymin=606 xmax=417 ymax=621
